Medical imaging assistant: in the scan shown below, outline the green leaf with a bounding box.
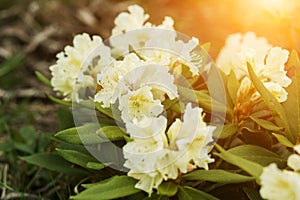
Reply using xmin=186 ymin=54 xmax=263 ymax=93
xmin=282 ymin=55 xmax=300 ymax=142
xmin=247 ymin=63 xmax=294 ymax=143
xmin=177 ymin=86 xmax=229 ymax=115
xmin=11 ymin=126 xmax=38 ymax=154
xmin=86 ymin=162 xmax=107 ymax=170
xmin=57 ymin=106 xmax=74 ymax=130
xmin=182 ymin=169 xmax=254 ymax=184
xmin=215 ymin=144 xmax=263 ymax=179
xmin=217 ymin=124 xmax=238 ymax=139
xmin=243 ymin=187 xmax=263 ymax=200
xmin=45 ymin=93 xmax=72 ymax=107
xmin=55 ymin=123 xmax=101 ymax=145
xmin=13 ymin=142 xmax=34 ymax=154
xmin=58 ymin=142 xmax=90 ymax=155
xmin=0 ymin=53 xmax=22 ymax=77
xmin=96 ymin=126 xmax=127 ymax=141
xmin=157 ymin=181 xmax=178 ymax=197
xmin=250 ymin=116 xmax=283 ymax=131
xmin=240 ymin=128 xmax=273 ymax=149
xmin=142 ymin=193 xmax=169 ymax=200
xmin=0 ymin=141 xmax=13 ymax=151
xmin=251 ymin=109 xmax=272 ymax=119
xmin=127 ymin=192 xmax=147 ymax=200
xmin=227 ymin=144 xmax=286 ymax=168
xmin=227 ymin=70 xmax=240 ymax=105
xmin=71 ymin=176 xmax=140 ymax=200
xmin=20 ymin=153 xmax=89 ymax=176
xmin=272 ymin=133 xmax=294 ymax=148
xmin=0 ymin=181 xmax=13 ymax=191
xmin=56 ymin=148 xmax=98 ymax=168
xmin=95 ymin=102 xmax=114 ymax=119
xmin=19 ymin=126 xmax=38 ymax=145
xmin=178 ymin=186 xmax=219 ymax=200
xmin=285 ymin=50 xmax=300 ymax=73
xmin=34 ymin=71 xmax=52 ymax=87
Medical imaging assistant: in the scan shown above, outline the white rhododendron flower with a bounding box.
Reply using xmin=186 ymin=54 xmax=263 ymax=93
xmin=140 ymin=37 xmax=200 ymax=76
xmin=50 ymin=33 xmax=112 ymax=101
xmin=95 ymin=58 xmax=178 ymax=123
xmin=117 ymin=64 xmax=178 ymax=123
xmin=216 ymin=32 xmax=272 ymax=77
xmin=112 ymin=5 xmax=150 ymax=36
xmin=123 ymin=116 xmax=171 ymax=195
xmin=110 ymin=5 xmax=201 ymax=76
xmin=167 ymin=104 xmax=215 ymax=172
xmin=288 ymin=145 xmax=300 ymax=171
xmin=94 ymin=53 xmax=145 ymax=107
xmin=110 ymin=5 xmax=175 ymax=55
xmin=260 ymin=163 xmax=300 ymax=200
xmin=216 ymin=32 xmax=291 ymax=102
xmin=263 ymin=81 xmax=288 ymax=103
xmin=123 ymin=103 xmax=215 ymax=194
xmin=262 ymin=47 xmax=291 ymax=87
xmin=116 ymin=64 xmax=178 ymax=100
xmin=118 ymin=86 xmax=164 ymax=124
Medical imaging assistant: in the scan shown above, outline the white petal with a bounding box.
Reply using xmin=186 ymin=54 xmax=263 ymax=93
xmin=260 ymin=163 xmax=300 ymax=200
xmin=288 ymin=154 xmax=300 ymax=171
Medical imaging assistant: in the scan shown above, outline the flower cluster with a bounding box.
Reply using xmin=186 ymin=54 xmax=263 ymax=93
xmin=49 ymin=4 xmax=216 ymax=195
xmin=259 ymin=145 xmax=300 ymax=200
xmin=50 ymin=33 xmax=112 ymax=101
xmin=46 ymin=3 xmax=300 ymax=200
xmin=96 ymin=5 xmax=215 ymax=194
xmin=123 ymin=103 xmax=215 ymax=194
xmin=216 ymin=32 xmax=291 ymax=102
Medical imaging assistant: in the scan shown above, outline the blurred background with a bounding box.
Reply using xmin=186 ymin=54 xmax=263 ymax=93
xmin=0 ymin=0 xmax=299 ymax=199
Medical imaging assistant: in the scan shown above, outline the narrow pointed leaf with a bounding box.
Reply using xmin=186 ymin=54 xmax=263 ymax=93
xmin=272 ymin=133 xmax=294 ymax=148
xmin=95 ymin=102 xmax=114 ymax=119
xmin=178 ymin=186 xmax=219 ymax=200
xmin=35 ymin=71 xmax=52 ymax=87
xmin=247 ymin=63 xmax=294 ymax=143
xmin=178 ymin=86 xmax=229 ymax=115
xmin=227 ymin=70 xmax=240 ymax=105
xmin=0 ymin=53 xmax=22 ymax=77
xmin=0 ymin=181 xmax=13 ymax=191
xmin=71 ymin=176 xmax=140 ymax=200
xmin=55 ymin=123 xmax=102 ymax=145
xmin=142 ymin=194 xmax=169 ymax=200
xmin=56 ymin=148 xmax=98 ymax=168
xmin=250 ymin=116 xmax=283 ymax=131
xmin=217 ymin=124 xmax=238 ymax=139
xmin=215 ymin=144 xmax=263 ymax=178
xmin=282 ymin=53 xmax=300 ymax=142
xmin=182 ymin=169 xmax=254 ymax=183
xmin=45 ymin=93 xmax=72 ymax=107
xmin=243 ymin=187 xmax=263 ymax=200
xmin=96 ymin=126 xmax=127 ymax=141
xmin=20 ymin=153 xmax=89 ymax=176
xmin=226 ymin=144 xmax=286 ymax=168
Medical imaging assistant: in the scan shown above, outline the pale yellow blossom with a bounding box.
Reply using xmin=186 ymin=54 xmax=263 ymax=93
xmin=123 ymin=103 xmax=215 ymax=194
xmin=260 ymin=163 xmax=300 ymax=200
xmin=119 ymin=86 xmax=163 ymax=123
xmin=216 ymin=32 xmax=291 ymax=103
xmin=50 ymin=33 xmax=112 ymax=101
xmin=94 ymin=53 xmax=145 ymax=107
xmin=288 ymin=145 xmax=300 ymax=171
